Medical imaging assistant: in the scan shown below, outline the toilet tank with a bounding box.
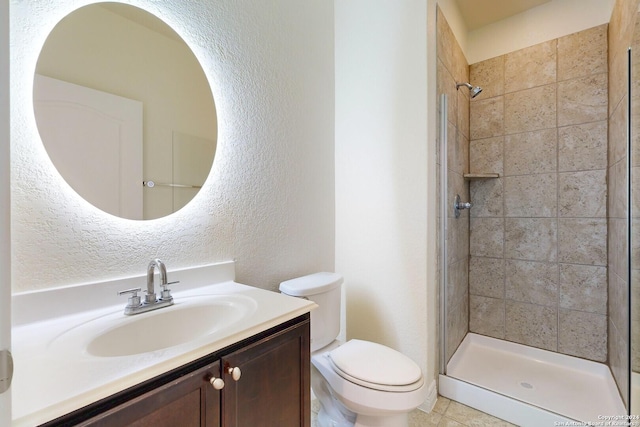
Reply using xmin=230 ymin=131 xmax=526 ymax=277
xmin=279 ymin=272 xmax=343 ymax=352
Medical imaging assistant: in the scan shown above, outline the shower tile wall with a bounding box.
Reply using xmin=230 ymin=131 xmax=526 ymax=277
xmin=436 ymin=7 xmax=470 ymax=363
xmin=608 ymin=0 xmax=638 ymax=406
xmin=468 ymin=25 xmax=609 ymax=362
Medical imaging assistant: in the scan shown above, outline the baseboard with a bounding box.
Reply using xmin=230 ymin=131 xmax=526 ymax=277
xmin=418 ymin=378 xmax=437 ymax=413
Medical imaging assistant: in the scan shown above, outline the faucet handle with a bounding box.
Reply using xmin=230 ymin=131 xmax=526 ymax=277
xmin=160 ymin=280 xmax=180 ymax=301
xmin=118 ymin=287 xmax=142 ymax=308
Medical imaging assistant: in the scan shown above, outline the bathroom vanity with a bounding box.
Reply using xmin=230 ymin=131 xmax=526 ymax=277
xmin=11 ymin=262 xmax=315 ymax=427
xmin=45 ymin=314 xmax=309 ymax=426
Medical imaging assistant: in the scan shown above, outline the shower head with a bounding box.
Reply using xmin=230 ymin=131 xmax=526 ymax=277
xmin=456 ymin=82 xmax=483 ymax=98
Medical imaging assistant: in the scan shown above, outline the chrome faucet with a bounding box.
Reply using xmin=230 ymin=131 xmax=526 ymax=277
xmin=118 ymin=259 xmax=178 ymax=315
xmin=146 ymin=258 xmax=167 ymax=304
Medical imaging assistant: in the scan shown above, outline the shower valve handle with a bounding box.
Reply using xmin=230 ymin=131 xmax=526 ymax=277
xmin=454 ymin=194 xmax=473 ymax=218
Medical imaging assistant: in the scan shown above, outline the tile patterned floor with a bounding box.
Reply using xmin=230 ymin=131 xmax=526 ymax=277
xmin=312 ymin=396 xmax=517 ymax=427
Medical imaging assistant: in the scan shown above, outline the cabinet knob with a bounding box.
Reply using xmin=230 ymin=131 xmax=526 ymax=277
xmin=209 ymin=377 xmax=225 ymax=390
xmin=227 ymin=366 xmax=242 ymax=381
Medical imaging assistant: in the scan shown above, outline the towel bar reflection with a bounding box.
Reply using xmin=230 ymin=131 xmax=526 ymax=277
xmin=143 ymin=181 xmax=202 ymax=189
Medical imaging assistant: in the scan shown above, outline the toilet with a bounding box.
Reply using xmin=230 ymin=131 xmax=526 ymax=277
xmin=279 ymin=272 xmax=427 ymax=427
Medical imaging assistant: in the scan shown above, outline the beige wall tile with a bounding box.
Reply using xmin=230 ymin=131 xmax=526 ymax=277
xmin=609 ymin=96 xmax=628 ymax=167
xmin=469 ymin=256 xmax=505 ymax=299
xmin=559 ymin=264 xmax=607 ymax=314
xmin=633 ymin=167 xmax=640 ymax=217
xmin=558 ymin=73 xmax=608 ymax=127
xmin=608 ymin=0 xmax=637 ymax=120
xmin=437 ymin=7 xmax=457 ymax=81
xmin=437 ymin=58 xmax=458 ymax=129
xmin=559 ymin=310 xmax=607 ymax=361
xmin=458 ymin=86 xmax=470 ymax=139
xmin=447 ymin=122 xmax=466 ymax=174
xmin=469 ymin=295 xmax=505 ymax=339
xmin=504 ymin=85 xmax=556 ymax=134
xmin=505 ymin=40 xmax=556 ymax=93
xmin=504 ymin=174 xmax=557 ymax=217
xmin=633 ymin=271 xmax=640 ymax=372
xmin=609 ymin=45 xmax=629 ymax=118
xmin=609 ymin=318 xmax=630 ymax=407
xmin=558 ymin=170 xmax=607 ymax=217
xmin=633 ymin=63 xmax=640 ymax=166
xmin=470 ymin=136 xmax=503 ymax=175
xmin=558 ymin=121 xmax=607 ymax=172
xmin=505 ymin=302 xmax=557 ymax=351
xmin=470 ymin=178 xmax=503 ymax=217
xmin=609 ymin=217 xmax=629 ymax=279
xmin=505 ymin=218 xmax=557 ymax=262
xmin=505 ymin=260 xmax=558 ymax=307
xmin=447 ymin=209 xmax=469 ymax=264
xmin=633 ymin=218 xmax=640 ymax=271
xmin=504 ymin=129 xmax=557 ymax=176
xmin=470 ymin=218 xmax=504 ymax=258
xmin=558 ymin=218 xmax=607 ymax=265
xmin=558 ymin=25 xmax=608 ymax=81
xmin=609 ymin=271 xmax=630 ymax=339
xmin=470 ymin=55 xmax=504 ymax=100
xmin=471 ymin=96 xmax=504 ymax=140
xmin=608 ymin=159 xmax=628 ymax=219
xmin=447 ymin=258 xmax=469 ymax=307
xmin=446 ymin=296 xmax=468 ymax=362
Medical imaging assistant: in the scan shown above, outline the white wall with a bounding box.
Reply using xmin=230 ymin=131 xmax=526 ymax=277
xmin=10 ymin=1 xmax=335 ymax=293
xmin=466 ymin=0 xmax=615 ymax=64
xmin=335 ymin=0 xmax=434 ymax=404
xmin=1 ymin=0 xmax=11 ymax=421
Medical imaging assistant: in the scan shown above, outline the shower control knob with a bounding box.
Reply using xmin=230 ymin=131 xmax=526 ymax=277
xmin=227 ymin=366 xmax=242 ymax=381
xmin=209 ymin=376 xmax=225 ymax=390
xmin=453 ymin=194 xmax=473 ymax=218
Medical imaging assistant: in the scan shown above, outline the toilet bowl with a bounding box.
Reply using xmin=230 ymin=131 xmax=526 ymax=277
xmin=279 ymin=273 xmax=426 ymax=427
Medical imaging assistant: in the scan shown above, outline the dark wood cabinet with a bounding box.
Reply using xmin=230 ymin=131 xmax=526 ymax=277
xmin=221 ymin=320 xmax=310 ymax=426
xmin=79 ymin=361 xmax=222 ymax=427
xmin=42 ymin=314 xmax=310 ymax=427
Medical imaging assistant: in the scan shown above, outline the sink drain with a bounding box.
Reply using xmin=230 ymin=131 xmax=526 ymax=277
xmin=519 ymin=381 xmax=534 ymax=390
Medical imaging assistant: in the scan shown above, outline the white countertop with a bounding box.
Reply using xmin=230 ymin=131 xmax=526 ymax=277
xmin=11 ymin=262 xmax=315 ymax=426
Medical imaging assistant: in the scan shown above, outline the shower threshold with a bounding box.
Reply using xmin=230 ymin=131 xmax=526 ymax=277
xmin=439 ymin=333 xmax=626 ymax=426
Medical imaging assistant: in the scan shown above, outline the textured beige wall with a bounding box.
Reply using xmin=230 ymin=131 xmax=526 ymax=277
xmin=468 ymin=25 xmax=609 ymax=362
xmin=10 ymin=1 xmax=335 ymax=293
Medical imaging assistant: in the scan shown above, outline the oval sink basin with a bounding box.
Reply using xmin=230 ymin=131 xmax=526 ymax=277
xmin=51 ymin=294 xmax=257 ymax=358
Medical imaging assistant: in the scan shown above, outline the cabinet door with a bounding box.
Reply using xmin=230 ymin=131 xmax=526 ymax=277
xmin=221 ymin=321 xmax=310 ymax=427
xmin=79 ymin=361 xmax=222 ymax=427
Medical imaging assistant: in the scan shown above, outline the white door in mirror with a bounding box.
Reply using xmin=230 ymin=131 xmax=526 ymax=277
xmin=34 ymin=74 xmax=143 ymax=219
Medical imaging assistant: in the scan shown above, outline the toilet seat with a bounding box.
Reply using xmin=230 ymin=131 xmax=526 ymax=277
xmin=328 ymin=339 xmax=424 ymax=392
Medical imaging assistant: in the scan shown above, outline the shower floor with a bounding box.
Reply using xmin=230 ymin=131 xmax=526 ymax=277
xmin=441 ymin=333 xmax=625 ymax=425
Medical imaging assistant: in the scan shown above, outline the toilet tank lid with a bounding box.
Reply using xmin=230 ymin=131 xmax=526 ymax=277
xmin=279 ymin=272 xmax=343 ymax=297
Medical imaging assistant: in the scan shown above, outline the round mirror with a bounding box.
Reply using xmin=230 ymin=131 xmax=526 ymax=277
xmin=33 ymin=3 xmax=217 ymax=220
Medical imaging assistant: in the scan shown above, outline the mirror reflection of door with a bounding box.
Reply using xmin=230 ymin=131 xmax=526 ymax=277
xmin=34 ymin=75 xmax=143 ymax=219
xmin=33 ymin=3 xmax=217 ymax=220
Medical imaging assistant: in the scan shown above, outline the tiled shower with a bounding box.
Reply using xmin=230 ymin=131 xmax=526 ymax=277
xmin=438 ymin=0 xmax=636 ymax=416
xmin=468 ymin=25 xmax=608 ymax=362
